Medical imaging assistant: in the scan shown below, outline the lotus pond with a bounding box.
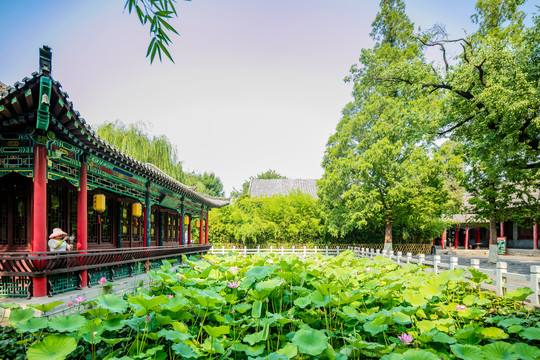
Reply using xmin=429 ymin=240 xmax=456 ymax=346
xmin=1 ymin=251 xmax=540 ymax=360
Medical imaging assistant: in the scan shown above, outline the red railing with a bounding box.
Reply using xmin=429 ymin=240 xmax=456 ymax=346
xmin=0 ymin=244 xmax=211 ymax=277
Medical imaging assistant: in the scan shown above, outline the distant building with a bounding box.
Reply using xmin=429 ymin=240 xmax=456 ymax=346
xmin=248 ymin=179 xmax=318 ymax=199
xmin=442 ymin=192 xmax=538 ymax=250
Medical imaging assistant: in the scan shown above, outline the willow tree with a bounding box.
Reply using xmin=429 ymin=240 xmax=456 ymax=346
xmin=97 ymin=120 xmax=225 ymax=196
xmin=376 ymin=0 xmax=540 ymax=262
xmin=319 ymin=0 xmax=461 ymax=251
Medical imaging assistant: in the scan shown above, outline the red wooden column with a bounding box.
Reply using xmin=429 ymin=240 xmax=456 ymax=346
xmin=533 ymin=223 xmax=538 ymax=250
xmin=454 ymin=225 xmax=459 ymax=249
xmin=464 ymin=225 xmax=469 ymax=250
xmin=205 ymin=210 xmax=209 ymax=244
xmin=77 ymin=161 xmax=88 ymax=288
xmin=199 ymin=207 xmax=204 ymax=245
xmin=32 ymin=145 xmax=48 ymax=297
xmin=500 ymin=222 xmax=505 ymax=237
xmin=476 ymin=227 xmax=481 ymax=247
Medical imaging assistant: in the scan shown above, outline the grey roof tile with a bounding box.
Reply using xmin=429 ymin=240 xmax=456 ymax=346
xmin=249 ymin=179 xmax=319 ymax=199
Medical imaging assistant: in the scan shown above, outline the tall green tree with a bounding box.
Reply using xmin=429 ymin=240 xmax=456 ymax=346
xmin=376 ymin=0 xmax=540 ymax=262
xmin=319 ymin=0 xmax=461 ymax=251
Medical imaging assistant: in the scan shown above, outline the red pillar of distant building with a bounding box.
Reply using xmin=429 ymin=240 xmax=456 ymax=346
xmin=500 ymin=222 xmax=505 ymax=237
xmin=464 ymin=225 xmax=469 ymax=250
xmin=77 ymin=161 xmax=88 ymax=288
xmin=454 ymin=225 xmax=459 ymax=249
xmin=476 ymin=227 xmax=481 ymax=247
xmin=205 ymin=210 xmax=209 ymax=244
xmin=441 ymin=230 xmax=446 ymax=249
xmin=199 ymin=208 xmax=204 ymax=245
xmin=32 ymin=145 xmax=48 ymax=297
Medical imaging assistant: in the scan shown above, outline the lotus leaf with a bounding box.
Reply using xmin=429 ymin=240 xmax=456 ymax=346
xmin=513 ymin=343 xmax=540 ymax=360
xmin=309 ymin=290 xmax=330 ymax=307
xmin=8 ymin=308 xmax=35 ymax=327
xmin=15 ymin=317 xmax=48 ymax=333
xmin=417 ymin=320 xmax=436 ymax=333
xmin=95 ymin=294 xmax=128 ymax=313
xmin=292 ymin=327 xmax=329 ymax=356
xmin=507 ymin=325 xmax=524 ymax=334
xmin=245 ymin=266 xmax=274 ymax=280
xmin=432 ymin=331 xmax=457 ymax=344
xmin=244 ymin=324 xmax=269 ymax=345
xmin=384 ymin=349 xmax=441 ymax=360
xmin=519 ymin=327 xmax=540 ymax=341
xmin=294 ymin=296 xmax=311 ymax=308
xmin=252 ymin=300 xmax=263 ymax=318
xmin=419 ymin=278 xmax=442 ymax=298
xmin=255 ymin=277 xmax=283 ymax=292
xmin=28 ymin=301 xmax=63 ymax=314
xmin=48 ymin=315 xmax=86 ymax=332
xmin=481 ymin=327 xmax=509 ymax=340
xmin=233 ymin=302 xmax=252 ymax=314
xmin=482 ymin=341 xmax=518 ymax=360
xmin=496 ymin=317 xmax=526 ymax=328
xmin=402 ymin=290 xmax=428 ymax=307
xmin=503 ymin=287 xmax=533 ymax=301
xmin=450 ymin=344 xmax=485 ymax=360
xmin=204 ymin=325 xmax=230 ymax=338
xmin=158 ymin=329 xmax=194 ymax=342
xmin=277 ymin=343 xmax=298 ymax=359
xmin=26 ymin=334 xmax=77 ymax=360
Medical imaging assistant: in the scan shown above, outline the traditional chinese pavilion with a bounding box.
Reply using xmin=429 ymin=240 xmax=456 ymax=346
xmin=0 ymin=47 xmax=230 ymax=298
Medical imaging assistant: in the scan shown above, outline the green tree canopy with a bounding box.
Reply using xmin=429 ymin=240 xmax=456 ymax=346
xmin=371 ymin=0 xmax=539 ymax=261
xmin=97 ymin=120 xmax=225 ymax=197
xmin=319 ymin=0 xmax=463 ymax=249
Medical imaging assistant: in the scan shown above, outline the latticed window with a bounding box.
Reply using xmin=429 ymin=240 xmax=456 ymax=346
xmin=88 ymin=193 xmax=114 ymax=246
xmin=150 ymin=208 xmax=158 ymax=243
xmin=0 ymin=195 xmax=8 ymax=245
xmin=48 ymin=185 xmax=67 ymax=234
xmin=163 ymin=213 xmax=179 ymax=243
xmin=0 ymin=174 xmax=31 ymax=249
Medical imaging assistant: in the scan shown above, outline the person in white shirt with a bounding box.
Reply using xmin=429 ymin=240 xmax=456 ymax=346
xmin=48 ymin=228 xmax=74 ymax=251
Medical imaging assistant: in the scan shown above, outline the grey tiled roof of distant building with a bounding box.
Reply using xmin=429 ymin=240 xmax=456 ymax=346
xmin=249 ymin=179 xmax=318 ymax=199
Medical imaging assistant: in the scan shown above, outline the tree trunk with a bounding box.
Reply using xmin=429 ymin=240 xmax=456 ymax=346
xmin=384 ymin=218 xmax=393 ymax=252
xmin=487 ymin=184 xmax=499 ymax=264
xmin=488 ymin=217 xmax=499 ymax=264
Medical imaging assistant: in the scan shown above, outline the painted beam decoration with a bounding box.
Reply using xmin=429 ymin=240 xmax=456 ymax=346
xmin=0 ymin=133 xmax=35 ymax=178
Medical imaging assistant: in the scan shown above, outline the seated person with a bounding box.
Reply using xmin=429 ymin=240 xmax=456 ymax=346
xmin=48 ymin=228 xmax=74 ymax=251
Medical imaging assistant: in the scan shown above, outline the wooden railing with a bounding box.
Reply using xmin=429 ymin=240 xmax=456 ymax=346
xmin=0 ymin=244 xmax=211 ymax=298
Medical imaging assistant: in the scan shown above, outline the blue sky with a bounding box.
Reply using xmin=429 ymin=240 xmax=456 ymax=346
xmin=1 ymin=1 xmax=537 ymax=195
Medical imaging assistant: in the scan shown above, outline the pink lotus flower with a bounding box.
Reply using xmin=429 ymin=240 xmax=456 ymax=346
xmin=98 ymin=277 xmax=107 ymax=285
xmin=67 ymin=300 xmax=73 ymax=307
xmin=73 ymin=296 xmax=86 ymax=304
xmin=365 ymin=267 xmax=372 ymax=272
xmin=168 ymin=294 xmax=174 ymax=299
xmin=456 ymin=304 xmax=467 ymax=311
xmin=227 ymin=281 xmax=239 ymax=288
xmin=209 ymin=260 xmax=215 ymax=264
xmin=230 ymin=266 xmax=239 ymax=275
xmin=398 ymin=332 xmax=413 ymax=345
xmin=178 ymin=275 xmax=182 ymax=281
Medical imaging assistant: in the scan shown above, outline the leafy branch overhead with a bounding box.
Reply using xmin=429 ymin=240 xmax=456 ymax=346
xmin=124 ymin=0 xmax=191 ymax=63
